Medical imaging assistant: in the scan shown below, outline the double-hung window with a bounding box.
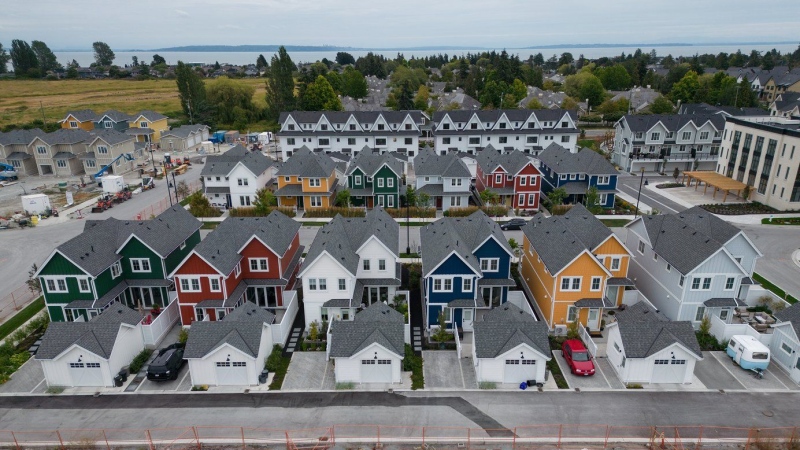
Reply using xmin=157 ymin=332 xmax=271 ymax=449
xmin=560 ymin=277 xmax=581 ymax=291
xmin=480 ymin=258 xmax=499 ymax=272
xmin=130 ymin=258 xmax=151 ymax=273
xmin=249 ymin=258 xmax=269 ymax=271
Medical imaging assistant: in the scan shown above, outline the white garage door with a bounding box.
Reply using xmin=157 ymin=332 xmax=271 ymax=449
xmin=651 ymin=359 xmax=687 ymax=384
xmin=215 ymin=361 xmax=249 ymax=386
xmin=504 ymin=359 xmax=538 ymax=384
xmin=69 ymin=362 xmax=105 ymax=387
xmin=360 ymin=359 xmax=392 ymax=383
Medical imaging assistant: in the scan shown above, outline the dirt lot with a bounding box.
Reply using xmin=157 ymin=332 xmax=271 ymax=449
xmin=0 ymin=179 xmax=101 ymax=217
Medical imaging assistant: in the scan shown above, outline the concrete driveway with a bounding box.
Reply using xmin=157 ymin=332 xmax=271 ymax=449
xmin=0 ymin=358 xmax=46 ymax=394
xmin=422 ymin=351 xmax=477 ymax=389
xmin=282 ymin=352 xmax=334 ymax=390
xmin=696 ymin=351 xmax=800 ymax=391
xmin=136 ymin=361 xmax=192 ymax=392
xmin=553 ymin=350 xmax=614 ymax=390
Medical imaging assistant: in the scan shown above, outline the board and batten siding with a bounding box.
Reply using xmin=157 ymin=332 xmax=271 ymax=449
xmin=723 ymin=233 xmax=759 ymax=275
xmin=355 ymin=238 xmax=397 ymax=279
xmin=301 ymin=253 xmax=354 ymax=327
xmin=120 ymin=237 xmax=165 ymax=280
xmin=333 ymin=343 xmax=402 ymax=384
xmin=164 ymin=231 xmax=201 ymax=276
xmin=188 ymin=346 xmax=257 ymax=386
xmin=473 ymin=344 xmax=548 ymax=384
xmin=769 ymin=326 xmax=800 ymax=383
xmin=606 ymin=325 xmax=697 ymax=384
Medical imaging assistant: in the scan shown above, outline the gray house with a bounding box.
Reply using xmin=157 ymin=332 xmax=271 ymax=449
xmin=0 ymin=128 xmax=46 ymax=176
xmin=623 ymin=207 xmax=762 ymax=326
xmin=93 ymin=110 xmax=131 ymax=132
xmin=30 ymin=129 xmax=91 ymax=176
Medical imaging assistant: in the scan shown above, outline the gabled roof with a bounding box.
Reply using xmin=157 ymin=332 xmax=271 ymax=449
xmin=432 ymin=108 xmax=578 ymax=127
xmin=521 ymin=204 xmax=615 ymax=275
xmin=161 ymin=124 xmax=208 ymax=139
xmin=277 ymin=146 xmax=337 ymax=178
xmin=473 ymin=303 xmax=550 ymax=358
xmin=475 ymin=148 xmax=536 ymax=176
xmin=35 ymin=305 xmax=143 ymax=360
xmin=413 ymin=148 xmax=471 ymax=178
xmin=420 ymin=210 xmax=511 ymax=277
xmin=133 ymin=110 xmax=168 ymax=122
xmin=60 ymin=109 xmax=99 ymax=123
xmin=328 ymin=302 xmax=405 ymax=358
xmin=189 ymin=211 xmax=300 ymax=276
xmin=620 ymin=113 xmax=725 ymax=133
xmin=614 ymin=302 xmax=702 ymax=359
xmin=49 ymin=206 xmax=200 ymax=277
xmin=302 ymin=208 xmax=398 ymax=276
xmin=537 ymin=144 xmax=618 ymax=176
xmin=346 ymin=150 xmax=404 ymax=178
xmin=774 ymin=303 xmax=800 ymax=339
xmin=279 ymin=110 xmax=425 ymax=127
xmin=0 ymin=128 xmax=46 ymax=146
xmin=200 ymin=145 xmax=274 ymax=177
xmin=184 ymin=303 xmax=275 ymax=359
xmin=36 ymin=129 xmax=92 ymax=145
xmin=89 ymin=129 xmax=134 ymax=146
xmin=97 ymin=110 xmax=132 ymax=123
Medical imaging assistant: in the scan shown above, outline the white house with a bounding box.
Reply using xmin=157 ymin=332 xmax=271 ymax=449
xmin=184 ymin=304 xmax=274 ymax=386
xmin=771 ymin=303 xmax=800 ymax=384
xmin=35 ymin=305 xmax=145 ymax=388
xmin=606 ymin=302 xmax=703 ymax=385
xmin=327 ymin=302 xmax=406 ymax=384
xmin=472 ymin=303 xmax=551 ymax=385
xmin=299 ymin=208 xmax=399 ymax=328
xmin=201 ymin=145 xmax=277 ymax=208
xmin=413 ymin=148 xmax=472 ymax=211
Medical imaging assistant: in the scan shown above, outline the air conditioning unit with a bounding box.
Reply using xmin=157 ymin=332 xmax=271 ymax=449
xmin=553 ymin=325 xmax=568 ymax=336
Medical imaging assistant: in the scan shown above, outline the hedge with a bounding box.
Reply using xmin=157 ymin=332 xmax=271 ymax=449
xmin=444 ymin=206 xmax=509 ymax=217
xmin=303 ymin=207 xmax=366 ymax=218
xmin=229 ymin=206 xmax=297 ymax=218
xmin=385 ymin=207 xmax=436 ymax=218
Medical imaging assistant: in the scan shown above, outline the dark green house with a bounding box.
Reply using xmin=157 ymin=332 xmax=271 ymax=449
xmin=346 ymin=149 xmax=404 ymax=208
xmin=36 ymin=206 xmax=201 ymax=322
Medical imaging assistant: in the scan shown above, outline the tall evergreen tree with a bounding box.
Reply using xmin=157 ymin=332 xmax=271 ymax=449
xmin=265 ymin=46 xmax=297 ymax=121
xmin=175 ymin=61 xmax=211 ymax=125
xmin=31 ymin=40 xmax=61 ymax=74
xmin=10 ymin=39 xmax=38 ymax=76
xmin=256 ymin=54 xmax=268 ymax=70
xmin=0 ymin=43 xmax=9 ymax=74
xmin=341 ymin=67 xmax=368 ymax=98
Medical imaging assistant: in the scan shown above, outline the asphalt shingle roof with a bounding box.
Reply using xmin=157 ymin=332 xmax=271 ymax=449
xmin=134 ymin=110 xmax=168 ymax=122
xmin=328 ymin=302 xmax=405 ymax=358
xmin=277 ymin=146 xmax=337 ymax=178
xmin=184 ymin=303 xmax=275 ymax=359
xmin=201 ymin=145 xmax=273 ymax=177
xmin=473 ymin=303 xmax=550 ymax=358
xmin=537 ymin=144 xmax=618 ymax=176
xmin=620 ymin=113 xmax=725 ymax=133
xmin=62 ymin=109 xmax=99 ymax=123
xmin=162 ymin=124 xmax=208 ymax=139
xmin=474 ymin=147 xmax=535 ymax=177
xmin=432 ymin=109 xmax=578 ymax=132
xmin=346 ymin=150 xmax=404 ymax=178
xmin=279 ymin=110 xmax=425 ymax=130
xmin=413 ymin=148 xmax=471 ymax=178
xmin=35 ymin=305 xmax=143 ymax=360
xmin=774 ymin=303 xmax=800 ymax=339
xmin=89 ymin=129 xmax=134 ymax=146
xmin=97 ymin=110 xmax=132 ymax=123
xmin=38 ymin=129 xmax=92 ymax=145
xmin=614 ymin=302 xmax=703 ymax=359
xmin=0 ymin=128 xmax=46 ymax=146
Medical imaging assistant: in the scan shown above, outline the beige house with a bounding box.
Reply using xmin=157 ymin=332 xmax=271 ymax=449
xmin=0 ymin=129 xmax=46 ymax=177
xmin=160 ymin=125 xmax=210 ymax=152
xmin=82 ymin=130 xmax=140 ymax=177
xmin=30 ymin=129 xmax=91 ymax=176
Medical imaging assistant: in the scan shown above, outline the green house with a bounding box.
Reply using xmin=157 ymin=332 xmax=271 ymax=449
xmin=346 ymin=149 xmax=404 ymax=208
xmin=36 ymin=206 xmax=201 ymax=322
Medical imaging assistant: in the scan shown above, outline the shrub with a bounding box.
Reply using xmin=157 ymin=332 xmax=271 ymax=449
xmin=403 ymin=344 xmax=424 ymax=390
xmin=178 ymin=328 xmax=189 ymax=344
xmin=229 ymin=206 xmax=296 ymax=218
xmin=566 ymin=321 xmax=580 ymax=339
xmin=128 ymin=349 xmax=153 ymax=374
xmin=444 ymin=206 xmax=479 ymax=217
xmin=187 ymin=192 xmax=221 ymax=217
xmin=385 ymin=207 xmax=435 ymax=218
xmin=482 ymin=205 xmax=509 ymax=217
xmin=626 ymin=383 xmax=643 ymax=389
xmin=191 ymin=385 xmax=209 ymax=391
xmin=478 ymin=381 xmax=497 ymax=389
xmin=46 ymin=386 xmax=65 ymax=394
xmin=551 ymin=204 xmax=572 ymax=216
xmin=335 ymin=382 xmax=355 ymax=390
xmin=265 ymin=345 xmax=291 ymax=390
xmin=303 ymin=207 xmax=366 ymax=218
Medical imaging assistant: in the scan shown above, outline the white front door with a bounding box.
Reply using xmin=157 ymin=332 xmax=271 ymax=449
xmin=462 ymin=309 xmax=474 ymax=332
xmin=361 ymin=359 xmax=393 ymax=383
xmin=503 ymin=359 xmax=537 ymax=384
xmin=69 ymin=362 xmax=105 ymax=387
xmin=215 ymin=361 xmax=249 ymax=386
xmin=587 ymin=309 xmax=600 ymax=331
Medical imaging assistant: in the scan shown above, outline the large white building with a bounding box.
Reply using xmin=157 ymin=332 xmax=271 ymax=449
xmin=716 ymin=116 xmax=800 ymax=210
xmin=277 ymin=111 xmax=426 ymax=161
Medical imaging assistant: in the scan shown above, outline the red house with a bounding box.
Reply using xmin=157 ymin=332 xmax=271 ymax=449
xmin=170 ymin=211 xmax=302 ymax=325
xmin=475 ymin=146 xmax=542 ymax=211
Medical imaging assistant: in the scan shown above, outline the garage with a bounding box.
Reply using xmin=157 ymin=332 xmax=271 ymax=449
xmin=69 ymin=362 xmax=105 ymax=387
xmin=503 ymin=359 xmax=538 ymax=384
xmin=361 ymin=359 xmax=393 ymax=383
xmin=651 ymin=359 xmax=689 ymax=384
xmin=214 ymin=361 xmax=249 ymax=386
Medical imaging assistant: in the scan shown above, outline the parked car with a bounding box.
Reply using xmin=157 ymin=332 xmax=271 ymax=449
xmin=500 ymin=218 xmax=527 ymax=230
xmin=562 ymin=339 xmax=595 ymax=376
xmin=146 ymin=343 xmax=185 ymax=381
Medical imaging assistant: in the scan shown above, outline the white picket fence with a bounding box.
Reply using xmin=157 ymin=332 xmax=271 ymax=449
xmin=578 ymin=324 xmax=599 ymax=357
xmin=141 ymin=299 xmax=180 ymax=347
xmin=454 ymin=324 xmax=462 ymax=359
xmin=271 ymin=290 xmax=299 ymax=346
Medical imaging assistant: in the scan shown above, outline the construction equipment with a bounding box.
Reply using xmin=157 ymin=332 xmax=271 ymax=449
xmin=141 ymin=176 xmax=155 ymax=191
xmin=0 ymin=162 xmax=18 ymax=181
xmin=92 ymin=195 xmax=115 ymax=213
xmin=182 ymin=156 xmax=192 ymax=166
xmin=93 ymin=154 xmax=134 ymax=180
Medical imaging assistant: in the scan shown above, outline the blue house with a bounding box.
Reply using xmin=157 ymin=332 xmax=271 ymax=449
xmin=420 ymin=210 xmax=515 ymax=331
xmin=537 ymin=143 xmax=618 ymax=208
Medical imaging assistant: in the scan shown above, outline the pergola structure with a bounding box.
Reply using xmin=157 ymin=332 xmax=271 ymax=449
xmin=682 ymin=171 xmax=748 ymax=202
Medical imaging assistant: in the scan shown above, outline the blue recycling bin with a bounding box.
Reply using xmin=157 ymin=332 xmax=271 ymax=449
xmin=519 ymin=382 xmax=528 ymax=390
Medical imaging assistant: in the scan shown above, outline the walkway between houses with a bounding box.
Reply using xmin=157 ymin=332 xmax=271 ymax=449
xmin=406 ymin=266 xmax=424 ymax=356
xmin=283 ymin=297 xmax=306 ymax=357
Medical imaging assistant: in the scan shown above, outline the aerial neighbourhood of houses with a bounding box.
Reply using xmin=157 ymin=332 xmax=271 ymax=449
xmin=19 ymin=101 xmax=800 ymax=391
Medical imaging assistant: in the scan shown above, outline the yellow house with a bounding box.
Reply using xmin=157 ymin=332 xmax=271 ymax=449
xmin=274 ymin=146 xmax=338 ymax=209
xmin=520 ymin=204 xmax=634 ymax=331
xmin=127 ymin=110 xmax=170 ymax=142
xmin=59 ymin=110 xmax=98 ymax=130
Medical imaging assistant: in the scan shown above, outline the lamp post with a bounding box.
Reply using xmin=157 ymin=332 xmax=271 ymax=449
xmin=165 ymin=163 xmax=173 ymax=206
xmin=634 ymin=167 xmax=645 ymax=217
xmin=405 ymin=188 xmax=411 ymax=255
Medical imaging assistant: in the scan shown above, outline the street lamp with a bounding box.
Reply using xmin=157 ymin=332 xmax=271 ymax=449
xmin=634 ymin=167 xmax=645 ymax=218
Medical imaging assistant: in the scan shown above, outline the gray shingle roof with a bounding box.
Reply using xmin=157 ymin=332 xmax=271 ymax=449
xmin=521 ymin=204 xmax=613 ymax=274
xmin=190 ymin=211 xmax=300 ymax=276
xmin=619 ymin=114 xmax=725 ymax=133
xmin=36 ymin=305 xmax=143 ymax=360
xmin=614 ymin=302 xmax=702 ymax=359
xmin=0 ymin=128 xmax=46 ymax=146
xmin=537 ymin=144 xmax=618 ymax=176
xmin=162 ymin=124 xmax=208 ymax=139
xmin=774 ymin=303 xmax=800 ymax=338
xmin=97 ymin=110 xmax=132 ymax=123
xmin=328 ymin=302 xmax=405 ymax=358
xmin=279 ymin=110 xmax=425 ymax=129
xmin=89 ymin=129 xmax=134 ymax=146
xmin=432 ymin=109 xmax=578 ymax=132
xmin=184 ymin=303 xmax=275 ymax=359
xmin=134 ymin=110 xmax=168 ymax=122
xmin=413 ymin=148 xmax=471 ymax=178
xmin=201 ymin=145 xmax=273 ymax=177
xmin=421 ymin=210 xmax=511 ymax=277
xmin=277 ymin=146 xmax=337 ymax=178
xmin=303 ymin=208 xmax=398 ymax=275
xmin=346 ymin=150 xmax=403 ymax=178
xmin=62 ymin=109 xmax=99 ymax=123
xmin=473 ymin=303 xmax=550 ymax=358
xmin=475 ymin=147 xmax=535 ymax=177
xmin=703 ymin=298 xmax=746 ymax=308
xmin=56 ymin=206 xmax=200 ymax=277
xmin=38 ymin=129 xmax=92 ymax=145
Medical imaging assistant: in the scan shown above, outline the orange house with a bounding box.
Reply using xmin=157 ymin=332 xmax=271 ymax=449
xmin=59 ymin=110 xmax=98 ymax=130
xmin=520 ymin=204 xmax=633 ymax=331
xmin=274 ymin=146 xmax=338 ymax=210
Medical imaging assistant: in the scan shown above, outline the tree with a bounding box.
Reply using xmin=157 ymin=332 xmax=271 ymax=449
xmin=564 ymin=71 xmax=606 ymax=109
xmin=596 ymin=65 xmax=632 ymax=90
xmin=532 ymin=53 xmax=545 ymax=67
xmin=585 ymin=186 xmax=603 ymax=214
xmin=300 ymin=75 xmax=342 ymax=111
xmin=480 ymin=189 xmax=499 ymax=206
xmin=547 ymin=187 xmax=567 ymax=206
xmin=560 ymin=97 xmax=579 ymax=110
xmin=526 ymin=98 xmax=543 ymax=109
xmin=673 ymin=167 xmax=680 ymax=181
xmin=10 ymin=39 xmax=38 ymax=76
xmin=175 ymin=61 xmax=211 ymax=125
xmin=176 ymin=180 xmax=191 ymax=200
xmin=65 ymin=59 xmax=78 ymax=79
xmin=558 ymin=52 xmax=574 ymax=67
xmin=265 ymin=46 xmax=297 ymax=121
xmin=670 ymin=70 xmax=700 ymax=104
xmin=510 ymin=78 xmax=528 ymax=103
xmin=432 ymin=311 xmax=451 ymax=343
xmin=325 ymin=71 xmax=342 ymax=94
xmin=152 ymin=54 xmax=166 ymax=66
xmin=256 ymin=54 xmax=268 ymax=71
xmin=405 ymin=185 xmax=418 ymax=207
xmin=206 ymin=76 xmax=258 ymax=127
xmin=418 ymin=192 xmax=431 ymax=208
xmin=0 ymin=43 xmax=9 ymax=74
xmin=253 ymin=188 xmax=277 ymax=215
xmin=188 ymin=192 xmax=220 ymax=217
xmin=335 ymin=52 xmax=356 ymax=66
xmin=414 ymin=85 xmax=430 ymax=110
xmin=341 ymin=67 xmax=368 ymax=98
xmin=26 ymin=263 xmax=41 ymax=296
xmin=649 ymin=95 xmax=674 ymax=114
xmin=394 ymin=81 xmax=415 ymax=110
xmin=31 ymin=41 xmax=60 ymax=75
xmin=742 ymin=185 xmax=751 ymax=201
xmin=92 ymin=41 xmax=115 ymax=66
xmin=335 ymin=189 xmax=351 ymax=207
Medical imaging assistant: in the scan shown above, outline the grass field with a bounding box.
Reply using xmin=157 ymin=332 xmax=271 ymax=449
xmin=0 ymin=78 xmax=267 ymax=127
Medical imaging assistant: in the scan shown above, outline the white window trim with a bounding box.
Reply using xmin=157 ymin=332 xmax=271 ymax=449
xmin=111 ymin=261 xmax=122 ymax=279
xmin=590 ymin=276 xmax=602 ymax=292
xmin=44 ymin=277 xmax=69 ymax=293
xmin=180 ymin=277 xmax=202 ymax=292
xmin=495 ymin=174 xmax=503 ymax=184
xmin=560 ymin=276 xmax=582 ymax=292
xmin=387 ymin=178 xmax=394 ymax=188
xmin=724 ymin=277 xmax=735 ymax=291
xmin=77 ymin=277 xmax=91 ymax=293
xmin=363 ymin=259 xmax=371 ymax=271
xmin=355 ymin=175 xmax=362 ymax=185
xmin=130 ymin=258 xmax=151 ymax=273
xmin=480 ymin=258 xmax=500 ymax=272
xmin=249 ymin=258 xmax=269 ymax=272
xmin=463 ymin=278 xmax=472 ymax=291
xmin=209 ymin=278 xmax=221 ymax=292
xmin=610 ymin=257 xmax=621 ymax=271
xmin=432 ymin=277 xmax=454 ymax=292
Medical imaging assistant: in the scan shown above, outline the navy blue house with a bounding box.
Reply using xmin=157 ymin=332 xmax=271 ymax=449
xmin=420 ymin=211 xmax=515 ymax=331
xmin=537 ymin=143 xmax=618 ymax=208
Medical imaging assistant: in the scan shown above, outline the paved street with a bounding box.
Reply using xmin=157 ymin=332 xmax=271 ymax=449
xmin=738 ymin=223 xmax=800 ymax=296
xmin=617 ymin=172 xmax=685 ymax=214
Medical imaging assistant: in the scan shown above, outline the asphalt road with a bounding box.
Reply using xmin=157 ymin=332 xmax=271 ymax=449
xmin=739 ymin=223 xmax=800 ymax=295
xmin=617 ymin=172 xmax=686 ymax=214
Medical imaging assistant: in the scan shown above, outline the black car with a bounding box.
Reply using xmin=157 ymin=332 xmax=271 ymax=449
xmin=146 ymin=343 xmax=185 ymax=381
xmin=500 ymin=218 xmax=527 ymax=230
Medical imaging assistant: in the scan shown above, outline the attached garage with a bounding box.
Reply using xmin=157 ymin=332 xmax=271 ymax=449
xmin=36 ymin=305 xmax=145 ymax=388
xmin=184 ymin=304 xmax=275 ymax=387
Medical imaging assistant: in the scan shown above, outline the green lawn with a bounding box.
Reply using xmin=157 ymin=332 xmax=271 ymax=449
xmin=753 ymin=273 xmax=798 ymax=304
xmin=0 ymin=297 xmax=44 ymax=341
xmin=600 ymin=219 xmax=631 ymax=227
xmin=761 ymin=217 xmax=800 ymax=225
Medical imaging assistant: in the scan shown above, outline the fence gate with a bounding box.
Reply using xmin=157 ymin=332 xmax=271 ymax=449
xmin=579 ymin=325 xmax=599 ymax=357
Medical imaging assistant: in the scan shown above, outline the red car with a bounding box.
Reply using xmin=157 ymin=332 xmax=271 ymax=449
xmin=562 ymin=339 xmax=595 ymax=376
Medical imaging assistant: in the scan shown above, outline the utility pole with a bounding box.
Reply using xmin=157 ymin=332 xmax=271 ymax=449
xmin=172 ymin=171 xmax=179 ymax=203
xmin=734 ymin=85 xmax=742 ymax=108
xmin=634 ymin=167 xmax=645 ymax=218
xmin=165 ymin=163 xmax=173 ymax=206
xmin=40 ymin=102 xmax=47 ymax=128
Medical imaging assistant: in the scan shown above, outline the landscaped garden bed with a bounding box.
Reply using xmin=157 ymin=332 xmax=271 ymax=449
xmin=700 ymin=202 xmax=778 ymax=215
xmin=761 ymin=216 xmax=800 ymax=225
xmin=655 ymin=182 xmax=685 ymax=189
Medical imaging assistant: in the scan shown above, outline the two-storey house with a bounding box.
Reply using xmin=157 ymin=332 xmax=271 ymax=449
xmin=474 ymin=146 xmax=542 ymax=211
xmin=170 ymin=211 xmax=302 ymax=326
xmin=92 ymin=110 xmax=131 ymax=132
xmin=612 ymin=114 xmax=725 ymax=173
xmin=29 ymin=129 xmax=91 ymax=176
xmin=278 ymin=110 xmax=425 ymax=161
xmin=346 ymin=148 xmax=404 ymax=208
xmin=432 ymin=109 xmax=579 ymax=155
xmin=127 ymin=110 xmax=169 ymax=142
xmin=537 ymin=144 xmax=618 ymax=209
xmin=35 ymin=206 xmax=201 ymax=322
xmin=81 ymin=130 xmax=138 ymax=176
xmin=520 ymin=204 xmax=634 ymax=331
xmin=414 ymin=148 xmax=471 ymax=211
xmin=275 ymin=146 xmax=338 ymax=210
xmin=201 ymin=145 xmax=277 ymax=209
xmin=0 ymin=128 xmax=45 ymax=177
xmin=624 ymin=206 xmax=762 ymax=326
xmin=59 ymin=110 xmax=99 ymax=131
xmin=420 ymin=210 xmax=515 ymax=331
xmin=299 ymin=208 xmax=399 ymax=327
xmin=160 ymin=125 xmax=210 ymax=152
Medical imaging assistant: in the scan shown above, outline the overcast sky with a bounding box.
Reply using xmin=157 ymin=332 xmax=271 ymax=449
xmin=1 ymin=0 xmax=799 ymax=50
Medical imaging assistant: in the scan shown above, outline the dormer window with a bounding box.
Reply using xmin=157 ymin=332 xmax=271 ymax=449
xmin=288 ymin=124 xmax=295 ymax=131
xmin=349 ymin=124 xmax=356 ymax=130
xmin=443 ymin=123 xmax=450 ymax=130
xmin=499 ymin=123 xmax=507 ymax=129
xmin=471 ymin=123 xmax=478 ymax=129
xmin=320 ymin=124 xmax=328 ymax=131
xmin=377 ymin=124 xmax=385 ymax=131
xmin=104 ymin=121 xmax=112 ymax=128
